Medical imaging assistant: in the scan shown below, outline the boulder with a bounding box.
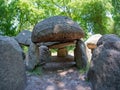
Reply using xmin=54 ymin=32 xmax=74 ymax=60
xmin=32 ymin=16 xmax=84 ymax=43
xmin=25 ymin=44 xmax=51 ymax=70
xmin=39 ymin=45 xmax=51 ymax=65
xmin=15 ymin=30 xmax=32 ymax=46
xmin=85 ymin=34 xmax=102 ymax=46
xmin=0 ymin=36 xmax=26 ymax=90
xmin=74 ymin=40 xmax=88 ymax=69
xmin=26 ymin=42 xmax=39 ymax=71
xmin=87 ymin=34 xmax=120 ymax=90
xmin=85 ymin=34 xmax=102 ymax=61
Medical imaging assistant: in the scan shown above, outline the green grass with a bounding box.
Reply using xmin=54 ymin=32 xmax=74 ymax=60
xmin=29 ymin=66 xmax=42 ymax=75
xmin=79 ymin=62 xmax=90 ymax=74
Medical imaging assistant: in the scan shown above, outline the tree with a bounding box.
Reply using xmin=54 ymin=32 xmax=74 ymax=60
xmin=111 ymin=0 xmax=120 ymax=36
xmin=0 ymin=0 xmax=17 ymax=36
xmin=0 ymin=0 xmax=44 ymax=36
xmin=79 ymin=0 xmax=113 ymax=34
xmin=0 ymin=0 xmax=118 ymax=37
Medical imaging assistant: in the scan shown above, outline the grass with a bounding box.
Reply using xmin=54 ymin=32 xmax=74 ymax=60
xmin=29 ymin=66 xmax=42 ymax=76
xmin=79 ymin=62 xmax=90 ymax=74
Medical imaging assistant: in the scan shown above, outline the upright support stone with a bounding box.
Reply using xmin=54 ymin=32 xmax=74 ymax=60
xmin=39 ymin=45 xmax=51 ymax=65
xmin=26 ymin=42 xmax=39 ymax=71
xmin=74 ymin=39 xmax=88 ymax=69
xmin=57 ymin=47 xmax=68 ymax=57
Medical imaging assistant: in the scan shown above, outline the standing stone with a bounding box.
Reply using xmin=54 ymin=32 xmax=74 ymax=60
xmin=57 ymin=47 xmax=68 ymax=57
xmin=26 ymin=42 xmax=39 ymax=71
xmin=74 ymin=39 xmax=88 ymax=69
xmin=87 ymin=34 xmax=120 ymax=90
xmin=39 ymin=45 xmax=51 ymax=65
xmin=0 ymin=36 xmax=26 ymax=90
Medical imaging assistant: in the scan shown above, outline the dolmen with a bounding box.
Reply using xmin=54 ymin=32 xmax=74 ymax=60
xmin=31 ymin=16 xmax=88 ymax=69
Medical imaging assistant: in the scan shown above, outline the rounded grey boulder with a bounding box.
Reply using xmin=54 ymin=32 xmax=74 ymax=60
xmin=32 ymin=16 xmax=84 ymax=43
xmin=15 ymin=30 xmax=32 ymax=46
xmin=0 ymin=36 xmax=26 ymax=90
xmin=87 ymin=34 xmax=120 ymax=90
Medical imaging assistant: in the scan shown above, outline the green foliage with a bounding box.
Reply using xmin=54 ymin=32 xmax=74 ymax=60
xmin=111 ymin=0 xmax=120 ymax=36
xmin=0 ymin=0 xmax=18 ymax=36
xmin=66 ymin=45 xmax=75 ymax=51
xmin=79 ymin=0 xmax=114 ymax=34
xmin=15 ymin=0 xmax=44 ymax=31
xmin=29 ymin=66 xmax=42 ymax=75
xmin=50 ymin=48 xmax=58 ymax=53
xmin=21 ymin=45 xmax=29 ymax=54
xmin=0 ymin=0 xmax=119 ymax=37
xmin=79 ymin=62 xmax=90 ymax=74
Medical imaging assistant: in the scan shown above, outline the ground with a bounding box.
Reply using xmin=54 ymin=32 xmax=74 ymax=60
xmin=25 ymin=53 xmax=91 ymax=90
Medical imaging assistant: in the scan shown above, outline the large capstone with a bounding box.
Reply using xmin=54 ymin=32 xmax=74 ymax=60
xmin=32 ymin=16 xmax=84 ymax=43
xmin=0 ymin=36 xmax=26 ymax=90
xmin=87 ymin=34 xmax=120 ymax=90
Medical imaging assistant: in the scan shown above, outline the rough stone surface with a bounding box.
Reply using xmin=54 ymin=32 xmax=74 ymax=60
xmin=15 ymin=30 xmax=32 ymax=46
xmin=39 ymin=41 xmax=75 ymax=49
xmin=0 ymin=36 xmax=26 ymax=90
xmin=26 ymin=42 xmax=39 ymax=71
xmin=48 ymin=41 xmax=75 ymax=49
xmin=87 ymin=34 xmax=120 ymax=90
xmin=85 ymin=34 xmax=102 ymax=61
xmin=32 ymin=16 xmax=84 ymax=43
xmin=74 ymin=40 xmax=88 ymax=69
xmin=39 ymin=45 xmax=51 ymax=65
